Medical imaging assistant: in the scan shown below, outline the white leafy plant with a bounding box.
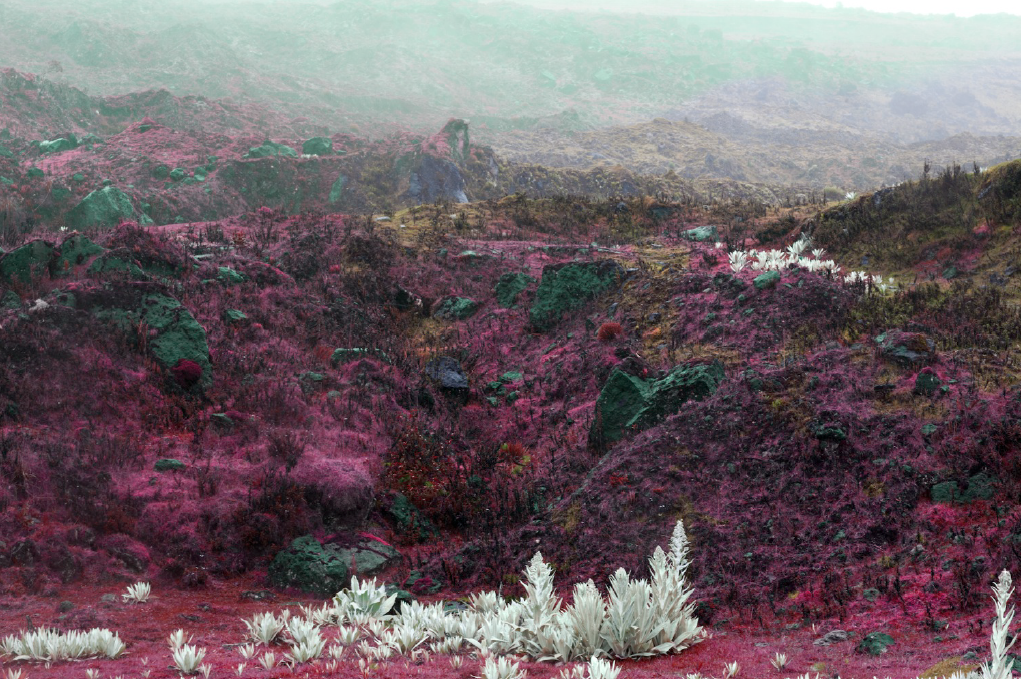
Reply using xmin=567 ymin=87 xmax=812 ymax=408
xmin=122 ymin=582 xmax=150 ymax=604
xmin=0 ymin=628 xmax=126 ymax=662
xmin=171 ymin=644 xmax=206 ymax=675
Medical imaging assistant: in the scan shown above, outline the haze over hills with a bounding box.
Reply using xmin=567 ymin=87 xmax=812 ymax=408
xmin=0 ymin=0 xmax=1019 ymax=193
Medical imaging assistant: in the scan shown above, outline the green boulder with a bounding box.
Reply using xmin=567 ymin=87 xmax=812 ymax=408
xmin=931 ymin=472 xmax=997 ymax=504
xmin=217 ymin=267 xmax=246 ymax=285
xmin=92 ymin=291 xmax=212 ymax=391
xmin=244 ymin=140 xmax=298 ymax=159
xmin=914 ymin=369 xmax=941 ymax=396
xmin=679 ymin=225 xmax=718 ymax=242
xmin=754 ymin=270 xmax=781 ymax=290
xmin=591 ymin=361 xmax=725 ymax=445
xmin=224 ymin=309 xmax=247 ymax=324
xmin=0 ymin=145 xmax=12 ymax=158
xmin=269 ymin=536 xmax=351 ymax=596
xmin=433 ymin=296 xmax=479 ymax=321
xmin=269 ymin=535 xmax=401 ymax=596
xmin=151 ymin=165 xmax=170 ymax=180
xmin=87 ymin=252 xmax=149 ymax=280
xmin=39 ymin=138 xmax=76 ymax=154
xmin=328 ymin=174 xmax=347 ymax=204
xmin=529 ymin=260 xmax=625 ymax=332
xmin=494 ymin=272 xmax=535 ymax=308
xmin=154 ymin=459 xmax=186 ymax=472
xmin=26 ymin=167 xmax=44 ymax=179
xmin=65 ymin=186 xmax=136 ymax=230
xmin=72 ymin=173 xmax=85 ymax=183
xmin=330 ymin=348 xmax=391 ymax=365
xmin=2 ymin=290 xmax=21 ymax=309
xmin=0 ymin=240 xmax=56 ymax=285
xmin=856 ymin=632 xmax=895 ymax=656
xmin=302 ymin=137 xmax=333 ymax=156
xmin=55 ymin=234 xmax=104 ymax=274
xmin=169 ymin=168 xmax=186 ymax=181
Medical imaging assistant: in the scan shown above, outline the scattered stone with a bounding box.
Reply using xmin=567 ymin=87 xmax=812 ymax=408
xmin=876 ymin=330 xmax=937 ymax=367
xmin=224 ymin=309 xmax=247 ymax=324
xmin=39 ymin=138 xmax=76 ymax=154
xmin=931 ymin=472 xmax=996 ymax=505
xmin=154 ymin=459 xmax=186 ymax=472
xmin=65 ymin=186 xmax=137 ymax=231
xmin=591 ymin=361 xmax=725 ymax=445
xmin=217 ymin=267 xmax=247 ymax=285
xmin=530 ymin=260 xmax=625 ymax=331
xmin=269 ymin=535 xmax=401 ymax=596
xmin=169 ymin=168 xmax=186 ymax=181
xmin=244 ymin=140 xmax=298 ymax=159
xmin=494 ymin=272 xmax=535 ymax=308
xmin=302 ymin=137 xmax=333 ymax=156
xmin=754 ymin=270 xmax=781 ymax=290
xmin=914 ymin=368 xmax=942 ymax=396
xmin=856 ymin=631 xmax=895 ymax=656
xmin=425 ymin=356 xmax=468 ymax=391
xmin=0 ymin=239 xmax=56 ymax=285
xmin=679 ymin=225 xmax=718 ymax=242
xmin=55 ymin=234 xmax=104 ymax=273
xmin=813 ymin=630 xmax=849 ymax=646
xmin=433 ymin=296 xmax=479 ymax=321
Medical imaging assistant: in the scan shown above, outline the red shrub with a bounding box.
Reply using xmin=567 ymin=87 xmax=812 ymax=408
xmin=171 ymin=359 xmax=203 ymax=389
xmin=597 ymin=322 xmax=623 ymax=341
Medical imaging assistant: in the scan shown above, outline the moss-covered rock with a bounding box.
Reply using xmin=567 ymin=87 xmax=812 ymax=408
xmin=330 ymin=348 xmax=391 ymax=365
xmin=932 ymin=472 xmax=997 ymax=504
xmin=914 ymin=368 xmax=942 ymax=396
xmin=224 ymin=309 xmax=247 ymax=324
xmin=591 ymin=361 xmax=725 ymax=445
xmin=217 ymin=267 xmax=247 ymax=285
xmin=0 ymin=239 xmax=56 ymax=285
xmin=169 ymin=168 xmax=186 ymax=181
xmin=875 ymin=330 xmax=937 ymax=368
xmin=385 ymin=493 xmax=438 ymax=542
xmin=679 ymin=225 xmax=718 ymax=242
xmin=244 ymin=140 xmax=298 ymax=159
xmin=433 ymin=296 xmax=479 ymax=321
xmin=753 ymin=270 xmax=781 ymax=290
xmin=529 ymin=260 xmax=624 ymax=331
xmin=90 ymin=290 xmax=212 ymax=391
xmin=39 ymin=138 xmax=76 ymax=154
xmin=302 ymin=137 xmax=333 ymax=156
xmin=856 ymin=632 xmax=895 ymax=656
xmin=268 ymin=535 xmax=401 ymax=596
xmin=65 ymin=186 xmax=136 ymax=231
xmin=87 ymin=251 xmax=149 ymax=281
xmin=494 ymin=272 xmax=535 ymax=308
xmin=268 ymin=536 xmax=350 ymax=596
xmin=55 ymin=234 xmax=104 ymax=274
xmin=154 ymin=459 xmax=186 ymax=472
xmin=151 ymin=165 xmax=170 ymax=180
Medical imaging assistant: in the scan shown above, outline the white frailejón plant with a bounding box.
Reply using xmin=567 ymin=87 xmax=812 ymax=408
xmin=983 ymin=569 xmax=1018 ymax=679
xmin=171 ymin=644 xmax=206 ymax=675
xmin=480 ymin=655 xmax=527 ymax=679
xmin=122 ymin=582 xmax=150 ymax=604
xmin=333 ymin=576 xmax=398 ymax=624
xmin=241 ymin=612 xmax=284 ymax=646
xmin=0 ymin=628 xmax=126 ymax=662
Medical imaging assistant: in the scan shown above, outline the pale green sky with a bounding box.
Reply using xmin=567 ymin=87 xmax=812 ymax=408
xmin=485 ymin=0 xmax=1021 ymax=16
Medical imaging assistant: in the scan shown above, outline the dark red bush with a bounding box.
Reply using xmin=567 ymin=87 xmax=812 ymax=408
xmin=171 ymin=359 xmax=203 ymax=389
xmin=597 ymin=321 xmax=623 ymax=341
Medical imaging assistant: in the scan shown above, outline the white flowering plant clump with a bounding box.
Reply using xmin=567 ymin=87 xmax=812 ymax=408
xmin=0 ymin=628 xmax=126 ymax=662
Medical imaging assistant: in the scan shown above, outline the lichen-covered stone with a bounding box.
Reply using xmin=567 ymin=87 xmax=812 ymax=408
xmin=55 ymin=234 xmax=104 ymax=274
xmin=0 ymin=239 xmax=56 ymax=285
xmin=244 ymin=140 xmax=298 ymax=159
xmin=169 ymin=168 xmax=186 ymax=181
xmin=154 ymin=459 xmax=186 ymax=472
xmin=914 ymin=368 xmax=942 ymax=396
xmin=754 ymin=270 xmax=781 ymax=290
xmin=87 ymin=251 xmax=149 ymax=281
xmin=433 ymin=296 xmax=479 ymax=321
xmin=65 ymin=186 xmax=136 ymax=231
xmin=302 ymin=137 xmax=333 ymax=156
xmin=494 ymin=272 xmax=535 ymax=308
xmin=224 ymin=309 xmax=247 ymax=324
xmin=529 ymin=260 xmax=624 ymax=331
xmin=268 ymin=536 xmax=351 ymax=596
xmin=856 ymin=632 xmax=895 ymax=656
xmin=591 ymin=361 xmax=724 ymax=445
xmin=217 ymin=267 xmax=247 ymax=285
xmin=679 ymin=225 xmax=718 ymax=242
xmin=330 ymin=348 xmax=391 ymax=365
xmin=39 ymin=138 xmax=76 ymax=154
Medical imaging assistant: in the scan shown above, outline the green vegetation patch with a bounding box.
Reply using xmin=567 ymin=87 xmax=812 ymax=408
xmin=529 ymin=260 xmax=624 ymax=331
